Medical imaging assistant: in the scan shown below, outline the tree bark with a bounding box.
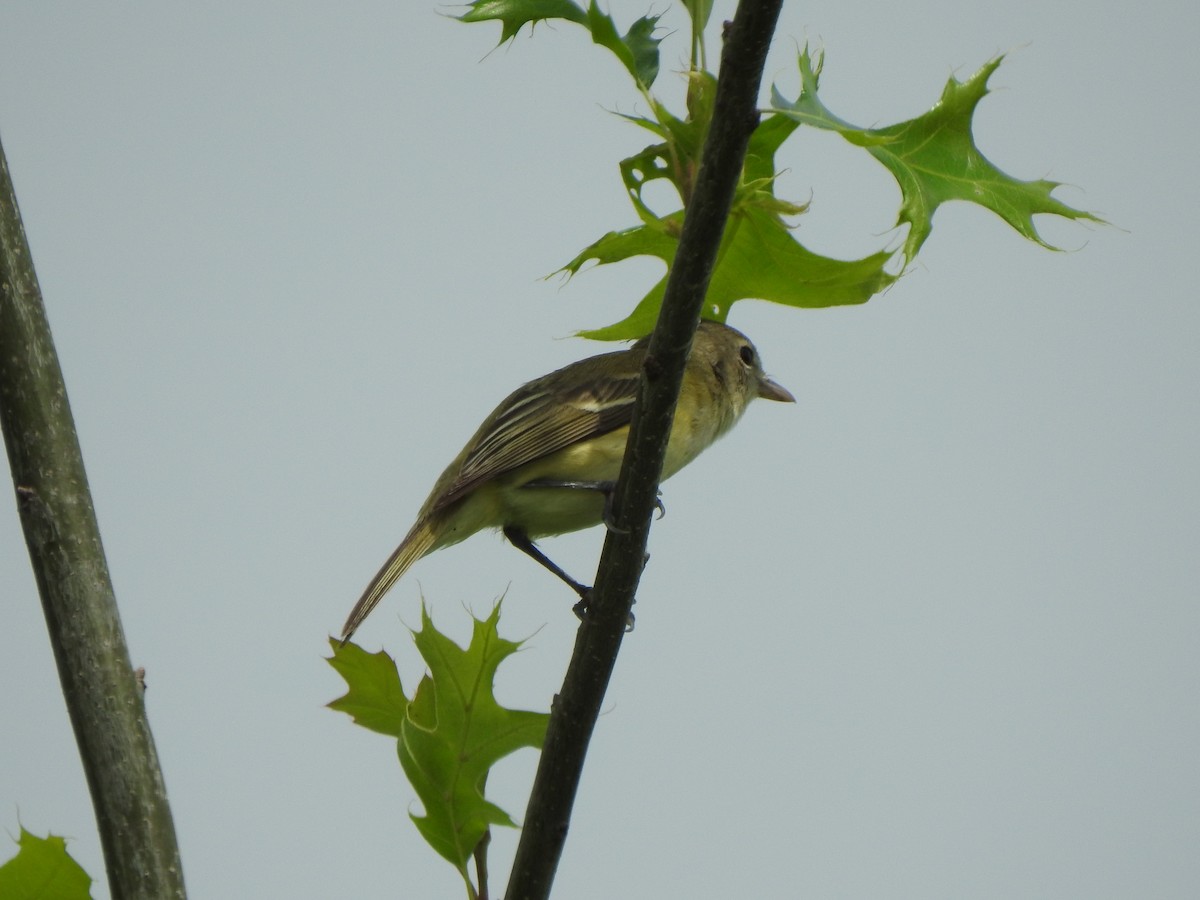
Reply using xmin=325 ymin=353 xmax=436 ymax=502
xmin=0 ymin=136 xmax=187 ymax=899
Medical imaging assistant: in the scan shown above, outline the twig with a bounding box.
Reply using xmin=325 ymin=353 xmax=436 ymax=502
xmin=503 ymin=3 xmax=785 ymax=898
xmin=0 ymin=135 xmax=187 ymax=899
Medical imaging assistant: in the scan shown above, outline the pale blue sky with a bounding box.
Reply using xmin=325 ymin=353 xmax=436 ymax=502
xmin=2 ymin=2 xmax=1196 ymax=898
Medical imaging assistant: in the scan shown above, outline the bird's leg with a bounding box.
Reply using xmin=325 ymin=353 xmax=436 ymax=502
xmin=502 ymin=523 xmax=639 ymax=633
xmin=521 ymin=478 xmax=666 ymax=532
xmin=502 ymin=525 xmax=591 ymax=598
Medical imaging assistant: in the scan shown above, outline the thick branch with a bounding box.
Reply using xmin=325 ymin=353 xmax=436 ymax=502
xmin=0 ymin=138 xmax=187 ymax=898
xmin=504 ymin=3 xmax=784 ymax=898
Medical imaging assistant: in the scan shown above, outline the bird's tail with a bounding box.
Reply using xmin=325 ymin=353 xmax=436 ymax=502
xmin=341 ymin=519 xmax=437 ymax=642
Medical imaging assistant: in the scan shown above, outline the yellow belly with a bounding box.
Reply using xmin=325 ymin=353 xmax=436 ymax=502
xmin=499 ymin=426 xmax=629 ymax=537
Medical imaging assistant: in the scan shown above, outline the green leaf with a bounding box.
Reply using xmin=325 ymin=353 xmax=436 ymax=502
xmin=457 ymin=0 xmax=587 ymax=43
xmin=571 ymin=206 xmax=895 ymax=340
xmin=771 ymin=48 xmax=1103 ymax=262
xmin=458 ymin=0 xmax=662 ymax=88
xmin=556 ymin=216 xmax=677 ymax=340
xmin=327 ymin=640 xmax=407 ymax=738
xmin=400 ymin=604 xmax=548 ymax=872
xmin=586 ymin=3 xmax=662 ymax=89
xmin=329 ymin=605 xmax=549 ymax=880
xmin=0 ymin=828 xmax=93 ymax=900
xmin=705 ymin=207 xmax=895 ymax=316
xmin=743 ymin=112 xmax=801 ymax=187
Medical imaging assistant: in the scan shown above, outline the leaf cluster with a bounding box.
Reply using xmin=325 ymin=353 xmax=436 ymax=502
xmin=459 ymin=0 xmax=1100 ymax=340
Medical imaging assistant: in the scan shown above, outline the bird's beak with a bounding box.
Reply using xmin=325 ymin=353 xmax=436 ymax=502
xmin=757 ymin=375 xmax=795 ymax=403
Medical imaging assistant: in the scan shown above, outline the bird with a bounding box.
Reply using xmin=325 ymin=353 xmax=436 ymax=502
xmin=341 ymin=320 xmax=794 ymax=641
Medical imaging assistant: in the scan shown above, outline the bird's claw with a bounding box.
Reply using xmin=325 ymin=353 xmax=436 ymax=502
xmin=573 ymin=593 xmax=637 ymax=633
xmin=603 ymin=488 xmax=666 ymax=533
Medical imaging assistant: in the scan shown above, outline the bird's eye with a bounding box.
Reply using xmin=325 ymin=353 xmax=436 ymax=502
xmin=739 ymin=344 xmax=755 ymax=366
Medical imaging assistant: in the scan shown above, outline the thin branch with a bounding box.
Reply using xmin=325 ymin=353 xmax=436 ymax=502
xmin=503 ymin=3 xmax=784 ymax=898
xmin=0 ymin=137 xmax=187 ymax=898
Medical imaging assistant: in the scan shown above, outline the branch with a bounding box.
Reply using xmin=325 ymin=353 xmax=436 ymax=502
xmin=504 ymin=3 xmax=784 ymax=898
xmin=0 ymin=137 xmax=187 ymax=898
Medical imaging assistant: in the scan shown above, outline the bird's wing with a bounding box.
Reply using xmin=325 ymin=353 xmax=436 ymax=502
xmin=431 ymin=355 xmax=642 ymax=512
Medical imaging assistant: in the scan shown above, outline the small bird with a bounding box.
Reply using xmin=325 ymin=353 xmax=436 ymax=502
xmin=341 ymin=320 xmax=794 ymax=641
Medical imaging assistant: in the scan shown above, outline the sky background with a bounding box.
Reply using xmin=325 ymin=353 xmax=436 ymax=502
xmin=2 ymin=2 xmax=1196 ymax=898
